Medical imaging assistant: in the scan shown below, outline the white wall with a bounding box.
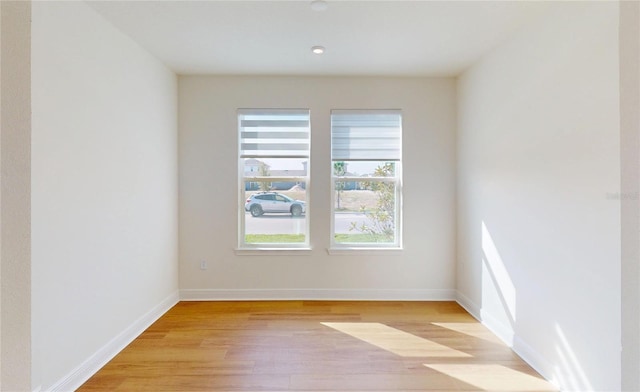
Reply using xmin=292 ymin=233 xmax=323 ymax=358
xmin=31 ymin=2 xmax=178 ymax=390
xmin=179 ymin=76 xmax=456 ymax=299
xmin=457 ymin=2 xmax=620 ymax=391
xmin=620 ymin=2 xmax=640 ymax=390
xmin=1 ymin=1 xmax=31 ymax=390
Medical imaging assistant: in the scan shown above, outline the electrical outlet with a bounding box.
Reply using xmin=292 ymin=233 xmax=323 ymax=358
xmin=200 ymin=260 xmax=208 ymax=270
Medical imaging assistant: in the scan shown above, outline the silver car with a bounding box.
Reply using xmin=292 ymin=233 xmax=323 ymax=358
xmin=245 ymin=192 xmax=305 ymax=217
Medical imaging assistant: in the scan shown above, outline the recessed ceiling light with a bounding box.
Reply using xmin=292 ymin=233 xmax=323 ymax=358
xmin=311 ymin=46 xmax=325 ymax=55
xmin=310 ymin=0 xmax=328 ymax=12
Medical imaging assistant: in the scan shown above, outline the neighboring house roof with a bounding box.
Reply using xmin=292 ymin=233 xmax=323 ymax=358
xmin=244 ymin=158 xmax=268 ymax=168
xmin=244 ymin=159 xmax=307 ymax=176
xmin=270 ymin=169 xmax=306 ymax=177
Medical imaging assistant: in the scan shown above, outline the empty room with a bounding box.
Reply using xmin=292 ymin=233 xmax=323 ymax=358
xmin=1 ymin=0 xmax=638 ymax=391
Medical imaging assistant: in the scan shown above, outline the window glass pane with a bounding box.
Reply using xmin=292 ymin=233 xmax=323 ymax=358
xmin=330 ymin=109 xmax=401 ymax=249
xmin=332 ymin=161 xmax=396 ymax=178
xmin=333 ymin=180 xmax=396 ymax=244
xmin=244 ymin=181 xmax=307 ymax=244
xmin=243 ymin=158 xmax=309 ymax=190
xmin=239 ymin=109 xmax=309 ymax=248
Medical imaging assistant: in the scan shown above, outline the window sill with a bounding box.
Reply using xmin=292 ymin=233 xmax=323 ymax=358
xmin=326 ymin=247 xmax=403 ymax=256
xmin=235 ymin=247 xmax=313 ymax=256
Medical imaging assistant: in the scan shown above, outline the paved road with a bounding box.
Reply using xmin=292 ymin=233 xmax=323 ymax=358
xmin=245 ymin=212 xmax=369 ymax=234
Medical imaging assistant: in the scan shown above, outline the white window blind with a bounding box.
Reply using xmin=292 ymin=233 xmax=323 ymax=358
xmin=239 ymin=109 xmax=310 ymax=158
xmin=331 ymin=110 xmax=402 ymax=161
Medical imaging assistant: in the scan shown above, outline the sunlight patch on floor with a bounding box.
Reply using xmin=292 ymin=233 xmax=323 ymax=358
xmin=431 ymin=322 xmax=506 ymax=345
xmin=425 ymin=364 xmax=558 ymax=391
xmin=322 ymin=322 xmax=472 ymax=358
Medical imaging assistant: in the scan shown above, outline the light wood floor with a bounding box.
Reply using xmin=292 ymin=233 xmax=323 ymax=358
xmin=78 ymin=301 xmax=557 ymax=391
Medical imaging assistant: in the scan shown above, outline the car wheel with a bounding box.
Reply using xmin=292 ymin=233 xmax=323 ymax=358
xmin=250 ymin=204 xmax=263 ymax=217
xmin=291 ymin=205 xmax=302 ymax=217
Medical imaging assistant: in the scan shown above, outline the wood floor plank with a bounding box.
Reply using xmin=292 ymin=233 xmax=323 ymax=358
xmin=77 ymin=301 xmax=557 ymax=392
xmin=96 ymin=360 xmax=256 ymax=377
xmin=288 ymin=373 xmax=459 ymax=391
xmin=113 ymin=374 xmax=291 ymax=392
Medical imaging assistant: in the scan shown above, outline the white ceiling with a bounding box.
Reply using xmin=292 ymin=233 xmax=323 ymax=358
xmin=87 ymin=0 xmax=552 ymax=76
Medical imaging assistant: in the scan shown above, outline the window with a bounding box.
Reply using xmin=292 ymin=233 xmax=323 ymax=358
xmin=330 ymin=109 xmax=402 ymax=248
xmin=238 ymin=109 xmax=310 ymax=248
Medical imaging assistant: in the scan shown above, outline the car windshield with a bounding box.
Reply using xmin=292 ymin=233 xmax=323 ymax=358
xmin=279 ymin=194 xmax=293 ymax=202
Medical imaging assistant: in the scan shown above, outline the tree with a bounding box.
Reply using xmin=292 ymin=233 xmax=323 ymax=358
xmin=258 ymin=163 xmax=271 ymax=191
xmin=333 ymin=161 xmax=346 ymax=209
xmin=350 ymin=162 xmax=395 ymax=241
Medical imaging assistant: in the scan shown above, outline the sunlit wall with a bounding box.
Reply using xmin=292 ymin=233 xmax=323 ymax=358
xmin=456 ymin=2 xmax=621 ymax=390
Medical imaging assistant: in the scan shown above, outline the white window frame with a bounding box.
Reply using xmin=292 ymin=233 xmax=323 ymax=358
xmin=330 ymin=109 xmax=403 ymax=250
xmin=237 ymin=109 xmax=311 ymax=250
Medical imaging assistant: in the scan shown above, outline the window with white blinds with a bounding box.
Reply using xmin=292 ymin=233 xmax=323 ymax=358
xmin=330 ymin=109 xmax=402 ymax=248
xmin=331 ymin=110 xmax=402 ymax=161
xmin=238 ymin=109 xmax=310 ymax=249
xmin=239 ymin=109 xmax=310 ymax=159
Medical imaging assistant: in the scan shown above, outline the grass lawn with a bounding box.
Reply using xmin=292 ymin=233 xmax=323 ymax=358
xmin=245 ymin=233 xmax=394 ymax=244
xmin=334 ymin=233 xmax=394 ymax=243
xmin=245 ymin=234 xmax=305 ymax=243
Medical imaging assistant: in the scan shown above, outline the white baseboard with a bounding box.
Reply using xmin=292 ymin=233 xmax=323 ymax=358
xmin=512 ymin=334 xmax=559 ymax=389
xmin=180 ymin=288 xmax=457 ymax=301
xmin=48 ymin=291 xmax=180 ymax=392
xmin=455 ymin=290 xmax=515 ymax=345
xmin=455 ymin=290 xmax=558 ymax=390
xmin=455 ymin=290 xmax=480 ymax=320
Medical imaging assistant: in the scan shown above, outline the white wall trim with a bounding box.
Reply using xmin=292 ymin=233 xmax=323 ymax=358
xmin=180 ymin=288 xmax=456 ymax=301
xmin=455 ymin=291 xmax=479 ymax=319
xmin=48 ymin=291 xmax=179 ymax=392
xmin=512 ymin=334 xmax=559 ymax=390
xmin=456 ymin=291 xmax=515 ymax=346
xmin=455 ymin=291 xmax=558 ymax=390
